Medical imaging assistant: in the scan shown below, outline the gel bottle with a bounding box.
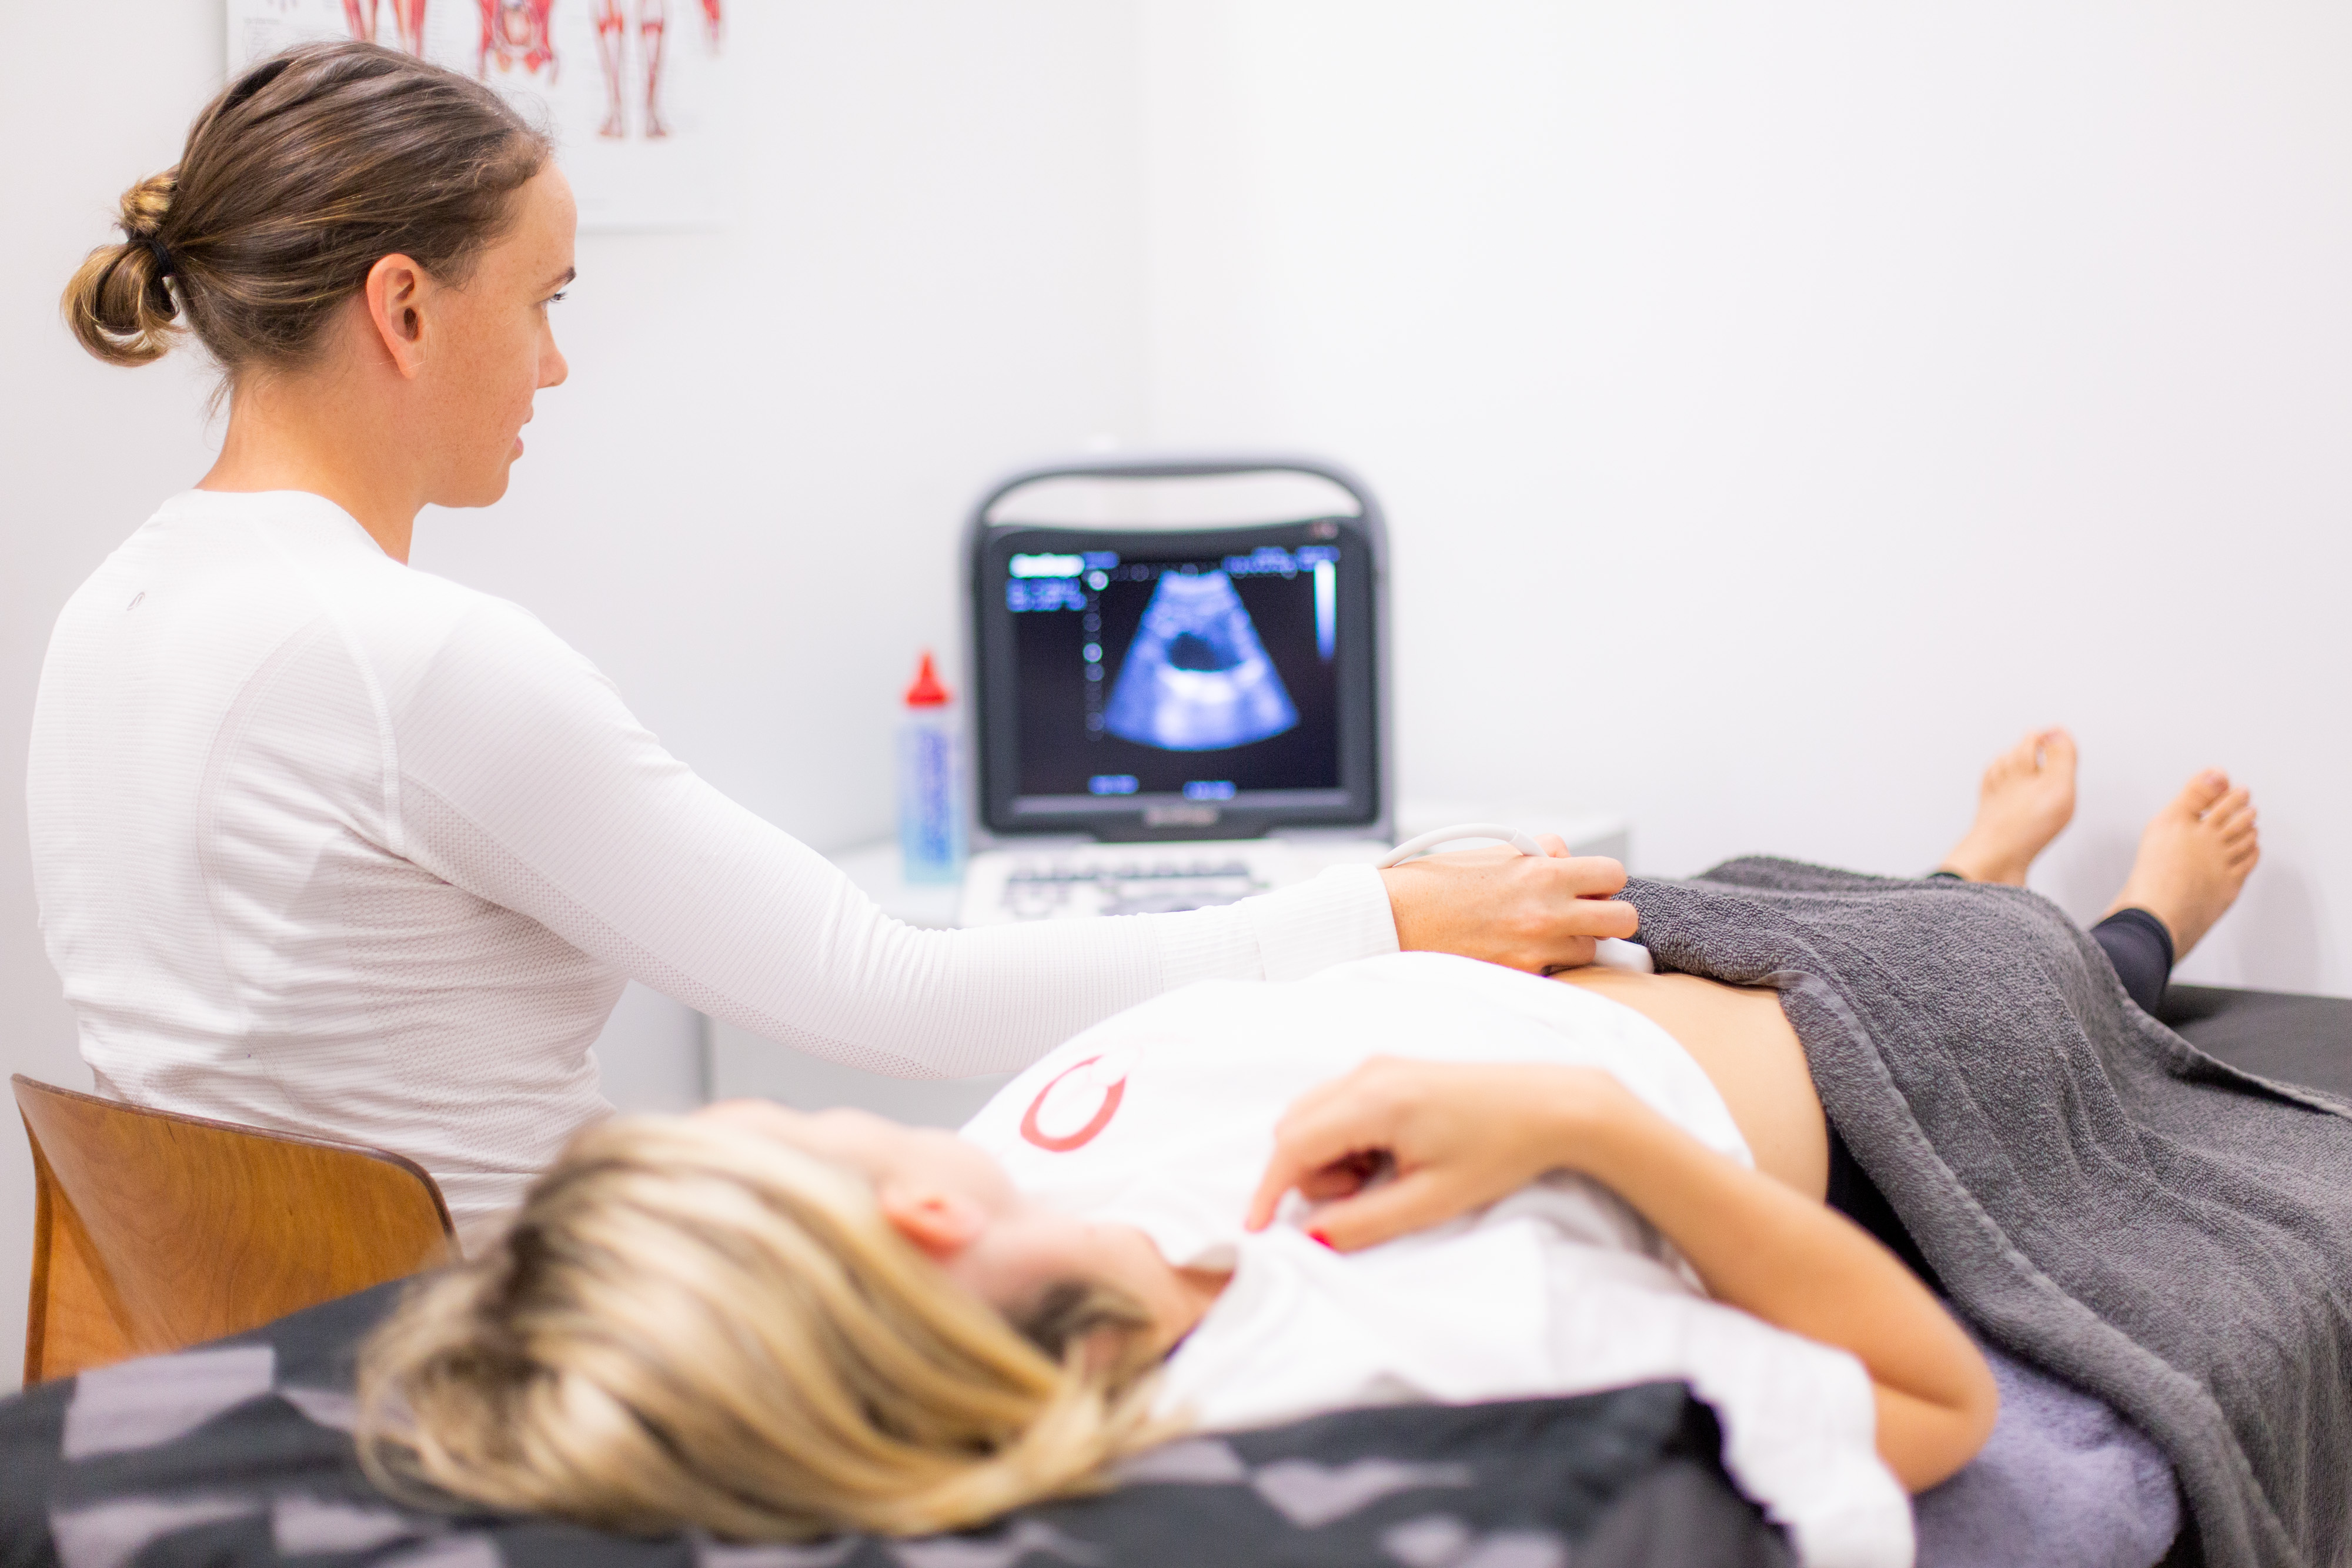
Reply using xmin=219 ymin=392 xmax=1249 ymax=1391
xmin=897 ymin=651 xmax=966 ymax=884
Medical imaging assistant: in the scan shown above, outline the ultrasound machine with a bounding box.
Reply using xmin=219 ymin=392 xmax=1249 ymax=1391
xmin=958 ymin=456 xmax=1395 ymax=926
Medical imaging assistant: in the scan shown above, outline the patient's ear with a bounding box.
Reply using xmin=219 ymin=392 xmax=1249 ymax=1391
xmin=877 ymin=1184 xmax=988 ymax=1260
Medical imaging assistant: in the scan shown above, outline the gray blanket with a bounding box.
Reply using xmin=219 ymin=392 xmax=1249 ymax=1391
xmin=1624 ymin=860 xmax=2352 ymax=1568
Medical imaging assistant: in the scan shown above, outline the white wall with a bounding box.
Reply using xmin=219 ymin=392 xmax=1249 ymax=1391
xmin=1139 ymin=1 xmax=2352 ymax=992
xmin=1 ymin=0 xmax=238 ymax=1399
xmin=0 ymin=0 xmax=1148 ymax=1389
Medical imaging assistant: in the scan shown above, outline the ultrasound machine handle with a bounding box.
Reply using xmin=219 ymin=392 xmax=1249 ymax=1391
xmin=970 ymin=454 xmax=1389 ymax=556
xmin=1378 ymin=821 xmax=1655 ymax=974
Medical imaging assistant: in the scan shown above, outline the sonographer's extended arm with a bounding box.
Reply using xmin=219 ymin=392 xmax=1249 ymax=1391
xmin=397 ymin=601 xmax=1642 ymax=1078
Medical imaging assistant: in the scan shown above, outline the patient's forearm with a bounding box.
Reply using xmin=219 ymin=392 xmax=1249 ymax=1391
xmin=1565 ymin=1085 xmax=1998 ymax=1492
xmin=1248 ymin=1056 xmax=1997 ymax=1487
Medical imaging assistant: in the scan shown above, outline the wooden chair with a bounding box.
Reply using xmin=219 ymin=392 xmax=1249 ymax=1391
xmin=14 ymin=1075 xmax=456 ymax=1384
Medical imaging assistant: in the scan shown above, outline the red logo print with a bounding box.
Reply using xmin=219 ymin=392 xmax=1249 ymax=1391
xmin=1020 ymin=1054 xmax=1127 ymax=1152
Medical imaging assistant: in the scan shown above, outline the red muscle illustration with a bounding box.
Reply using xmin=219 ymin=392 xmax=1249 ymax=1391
xmin=594 ymin=0 xmax=721 ymax=139
xmin=477 ymin=0 xmax=557 ymax=79
xmin=344 ymin=0 xmax=428 ymax=55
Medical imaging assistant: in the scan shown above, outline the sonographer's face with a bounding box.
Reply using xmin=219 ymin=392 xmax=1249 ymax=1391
xmin=425 ymin=165 xmax=574 ymax=508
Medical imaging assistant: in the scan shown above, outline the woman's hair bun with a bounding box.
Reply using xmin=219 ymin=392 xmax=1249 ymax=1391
xmin=62 ymin=170 xmax=183 ymax=367
xmin=59 ymin=42 xmax=550 ymax=382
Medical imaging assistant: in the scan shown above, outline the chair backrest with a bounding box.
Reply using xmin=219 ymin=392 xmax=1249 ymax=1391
xmin=13 ymin=1075 xmax=456 ymax=1384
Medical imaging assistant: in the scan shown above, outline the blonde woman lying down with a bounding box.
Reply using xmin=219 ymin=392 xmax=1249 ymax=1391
xmin=362 ymin=951 xmax=1983 ymax=1567
xmin=359 ymin=741 xmax=2259 ymax=1568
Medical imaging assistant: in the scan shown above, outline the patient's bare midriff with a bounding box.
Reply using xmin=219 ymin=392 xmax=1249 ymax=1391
xmin=1551 ymin=968 xmax=1830 ymax=1201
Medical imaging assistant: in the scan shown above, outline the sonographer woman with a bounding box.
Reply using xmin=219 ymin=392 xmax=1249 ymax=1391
xmin=29 ymin=43 xmax=1636 ymax=1247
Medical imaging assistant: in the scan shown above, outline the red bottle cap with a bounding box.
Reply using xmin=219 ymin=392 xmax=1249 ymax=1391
xmin=904 ymin=651 xmax=951 ymax=708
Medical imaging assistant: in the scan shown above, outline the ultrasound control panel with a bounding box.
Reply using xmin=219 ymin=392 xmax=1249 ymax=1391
xmin=987 ymin=849 xmax=1275 ymax=921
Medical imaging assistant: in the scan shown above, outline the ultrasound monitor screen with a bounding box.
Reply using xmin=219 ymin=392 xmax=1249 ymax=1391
xmin=1002 ymin=540 xmax=1349 ymax=810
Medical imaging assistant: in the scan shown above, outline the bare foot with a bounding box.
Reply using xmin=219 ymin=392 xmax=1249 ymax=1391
xmin=1939 ymin=728 xmax=2079 ymax=886
xmin=2104 ymin=771 xmax=2260 ymax=959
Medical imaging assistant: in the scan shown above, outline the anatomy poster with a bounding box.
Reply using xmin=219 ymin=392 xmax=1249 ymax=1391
xmin=225 ymin=0 xmax=731 ymax=229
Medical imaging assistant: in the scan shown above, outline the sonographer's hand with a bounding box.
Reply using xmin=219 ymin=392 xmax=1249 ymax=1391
xmin=1243 ymin=1055 xmax=1634 ymax=1250
xmin=1377 ymin=837 xmax=1637 ymax=973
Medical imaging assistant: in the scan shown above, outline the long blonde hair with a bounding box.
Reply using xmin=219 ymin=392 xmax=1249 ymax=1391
xmin=357 ymin=1116 xmax=1168 ymax=1540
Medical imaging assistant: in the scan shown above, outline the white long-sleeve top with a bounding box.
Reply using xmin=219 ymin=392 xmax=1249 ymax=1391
xmin=963 ymin=954 xmax=1910 ymax=1568
xmin=25 ymin=490 xmax=1398 ymax=1235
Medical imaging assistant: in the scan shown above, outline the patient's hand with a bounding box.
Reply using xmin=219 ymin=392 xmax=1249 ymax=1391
xmin=1243 ymin=1055 xmax=1632 ymax=1251
xmin=1248 ymin=1055 xmax=2001 ymax=1488
xmin=1379 ymin=840 xmax=1638 ymax=974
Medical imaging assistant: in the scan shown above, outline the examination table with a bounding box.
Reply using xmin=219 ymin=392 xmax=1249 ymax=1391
xmin=2 ymin=984 xmax=2344 ymax=1568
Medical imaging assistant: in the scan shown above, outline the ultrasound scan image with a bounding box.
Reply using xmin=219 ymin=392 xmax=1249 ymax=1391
xmin=1104 ymin=570 xmax=1299 ymax=751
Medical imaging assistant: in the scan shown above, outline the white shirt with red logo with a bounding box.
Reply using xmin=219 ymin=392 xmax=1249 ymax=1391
xmin=959 ymin=951 xmax=1912 ymax=1568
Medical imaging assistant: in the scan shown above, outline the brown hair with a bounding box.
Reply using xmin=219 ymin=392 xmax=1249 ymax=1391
xmin=63 ymin=41 xmax=551 ymax=375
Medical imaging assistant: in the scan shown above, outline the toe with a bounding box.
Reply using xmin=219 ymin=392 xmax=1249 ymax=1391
xmin=2175 ymin=770 xmax=2230 ymax=816
xmin=2039 ymin=728 xmax=2078 ymax=775
xmin=1986 ymin=735 xmax=2036 ymax=784
xmin=2204 ymin=786 xmax=2253 ymax=827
